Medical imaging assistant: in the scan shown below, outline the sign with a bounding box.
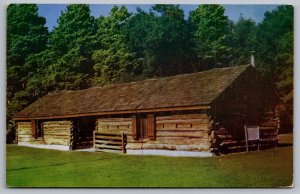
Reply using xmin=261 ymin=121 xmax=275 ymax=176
xmin=244 ymin=125 xmax=260 ymax=152
xmin=246 ymin=126 xmax=260 ymax=141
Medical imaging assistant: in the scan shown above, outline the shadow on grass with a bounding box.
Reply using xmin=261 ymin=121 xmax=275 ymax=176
xmin=7 ymin=155 xmax=125 ymax=171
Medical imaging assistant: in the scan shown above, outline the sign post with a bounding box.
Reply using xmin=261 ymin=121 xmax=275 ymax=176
xmin=244 ymin=125 xmax=260 ymax=152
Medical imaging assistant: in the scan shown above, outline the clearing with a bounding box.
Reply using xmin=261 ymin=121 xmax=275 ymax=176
xmin=6 ymin=145 xmax=293 ymax=187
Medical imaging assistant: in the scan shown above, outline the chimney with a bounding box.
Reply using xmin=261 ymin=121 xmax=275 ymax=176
xmin=250 ymin=51 xmax=255 ymax=67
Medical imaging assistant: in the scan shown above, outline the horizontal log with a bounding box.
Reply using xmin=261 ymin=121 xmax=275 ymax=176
xmin=96 ymin=148 xmax=122 ymax=153
xmin=177 ymin=124 xmax=192 ymax=128
xmin=220 ymin=140 xmax=238 ymax=146
xmin=157 ymin=129 xmax=208 ymax=132
xmin=43 ymin=121 xmax=70 ymax=125
xmin=141 ymin=143 xmax=210 ymax=151
xmin=43 ymin=129 xmax=69 ymax=133
xmin=17 ymin=122 xmax=31 ymax=125
xmin=17 ymin=134 xmax=32 ymax=138
xmin=44 ymin=135 xmax=70 ymax=139
xmin=192 ymin=123 xmax=209 ymax=129
xmin=43 ymin=125 xmax=70 ymax=129
xmin=157 ymin=131 xmax=208 ymax=138
xmin=18 ymin=137 xmax=32 ymax=142
xmin=118 ymin=125 xmax=130 ymax=129
xmin=95 ymin=131 xmax=123 ymax=136
xmin=44 ymin=133 xmax=70 ymax=137
xmin=157 ymin=126 xmax=209 ymax=131
xmin=43 ymin=132 xmax=69 ymax=136
xmin=43 ymin=123 xmax=71 ymax=126
xmin=156 ymin=119 xmax=208 ymax=125
xmin=155 ymin=137 xmax=209 ymax=145
xmin=43 ymin=125 xmax=70 ymax=128
xmin=95 ymin=135 xmax=122 ymax=140
xmin=156 ymin=114 xmax=208 ymax=121
xmin=95 ymin=140 xmax=123 ymax=145
xmin=126 ymin=143 xmax=143 ymax=150
xmin=17 ymin=127 xmax=31 ymax=131
xmin=259 ymin=138 xmax=278 ymax=142
xmin=97 ymin=118 xmax=132 ymax=122
xmin=156 ymin=124 xmax=164 ymax=130
xmin=217 ymin=135 xmax=233 ymax=139
xmin=97 ymin=129 xmax=131 ymax=135
xmin=260 ymin=126 xmax=276 ymax=130
xmin=163 ymin=124 xmax=176 ymax=129
xmin=17 ymin=130 xmax=31 ymax=135
xmin=98 ymin=121 xmax=132 ymax=126
xmin=95 ymin=144 xmax=122 ymax=150
xmin=44 ymin=138 xmax=69 ymax=145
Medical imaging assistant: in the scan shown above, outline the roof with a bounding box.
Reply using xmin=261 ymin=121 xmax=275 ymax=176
xmin=13 ymin=65 xmax=252 ymax=120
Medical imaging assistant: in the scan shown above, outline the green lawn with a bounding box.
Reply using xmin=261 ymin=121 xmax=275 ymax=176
xmin=6 ymin=145 xmax=293 ymax=188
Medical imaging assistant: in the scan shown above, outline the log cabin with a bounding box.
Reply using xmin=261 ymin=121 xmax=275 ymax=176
xmin=12 ymin=65 xmax=283 ymax=156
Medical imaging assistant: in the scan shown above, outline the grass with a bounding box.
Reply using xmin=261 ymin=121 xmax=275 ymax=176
xmin=6 ymin=145 xmax=293 ymax=188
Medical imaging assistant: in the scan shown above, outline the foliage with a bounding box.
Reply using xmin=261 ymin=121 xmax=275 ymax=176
xmin=229 ymin=16 xmax=258 ymax=66
xmin=256 ymin=5 xmax=293 ymax=130
xmin=188 ymin=5 xmax=231 ymax=70
xmin=92 ymin=6 xmax=140 ymax=86
xmin=123 ymin=5 xmax=190 ymax=77
xmin=7 ymin=4 xmax=48 ymax=118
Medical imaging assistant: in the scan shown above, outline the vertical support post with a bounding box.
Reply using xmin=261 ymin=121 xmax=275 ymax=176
xmin=69 ymin=120 xmax=76 ymax=150
xmin=257 ymin=126 xmax=260 ymax=151
xmin=244 ymin=125 xmax=249 ymax=152
xmin=93 ymin=130 xmax=96 ymax=149
xmin=121 ymin=132 xmax=125 ymax=154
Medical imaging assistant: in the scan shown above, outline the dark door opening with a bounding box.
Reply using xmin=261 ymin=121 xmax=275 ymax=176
xmin=75 ymin=117 xmax=95 ymax=149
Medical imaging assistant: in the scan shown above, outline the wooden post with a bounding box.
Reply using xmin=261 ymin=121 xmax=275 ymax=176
xmin=121 ymin=132 xmax=125 ymax=154
xmin=257 ymin=127 xmax=260 ymax=151
xmin=31 ymin=120 xmax=36 ymax=138
xmin=69 ymin=120 xmax=75 ymax=150
xmin=147 ymin=114 xmax=156 ymax=140
xmin=244 ymin=125 xmax=249 ymax=152
xmin=93 ymin=130 xmax=96 ymax=149
xmin=132 ymin=115 xmax=138 ymax=140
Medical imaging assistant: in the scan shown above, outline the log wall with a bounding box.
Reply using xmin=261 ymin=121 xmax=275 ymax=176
xmin=96 ymin=114 xmax=211 ymax=152
xmin=147 ymin=114 xmax=211 ymax=151
xmin=96 ymin=117 xmax=134 ymax=142
xmin=43 ymin=120 xmax=71 ymax=146
xmin=17 ymin=122 xmax=33 ymax=143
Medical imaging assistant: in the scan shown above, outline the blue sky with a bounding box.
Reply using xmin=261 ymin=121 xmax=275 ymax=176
xmin=38 ymin=4 xmax=279 ymax=31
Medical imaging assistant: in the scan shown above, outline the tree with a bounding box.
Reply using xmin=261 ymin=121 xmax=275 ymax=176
xmin=256 ymin=5 xmax=293 ymax=77
xmin=122 ymin=5 xmax=190 ymax=77
xmin=38 ymin=4 xmax=97 ymax=91
xmin=256 ymin=5 xmax=293 ymax=132
xmin=92 ymin=6 xmax=140 ymax=86
xmin=7 ymin=4 xmax=48 ymax=101
xmin=7 ymin=4 xmax=48 ymax=118
xmin=229 ymin=16 xmax=258 ymax=66
xmin=188 ymin=5 xmax=231 ymax=70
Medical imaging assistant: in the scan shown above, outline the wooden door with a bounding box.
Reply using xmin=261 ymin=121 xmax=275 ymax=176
xmin=139 ymin=117 xmax=148 ymax=139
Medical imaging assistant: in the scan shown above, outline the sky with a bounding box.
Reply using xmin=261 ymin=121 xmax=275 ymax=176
xmin=38 ymin=4 xmax=279 ymax=31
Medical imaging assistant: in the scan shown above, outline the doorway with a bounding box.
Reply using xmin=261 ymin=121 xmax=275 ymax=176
xmin=76 ymin=117 xmax=95 ymax=149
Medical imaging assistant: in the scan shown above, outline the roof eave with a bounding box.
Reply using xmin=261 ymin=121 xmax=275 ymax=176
xmin=12 ymin=105 xmax=211 ymax=121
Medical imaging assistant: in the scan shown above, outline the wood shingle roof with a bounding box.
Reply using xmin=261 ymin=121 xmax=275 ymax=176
xmin=13 ymin=65 xmax=252 ymax=120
